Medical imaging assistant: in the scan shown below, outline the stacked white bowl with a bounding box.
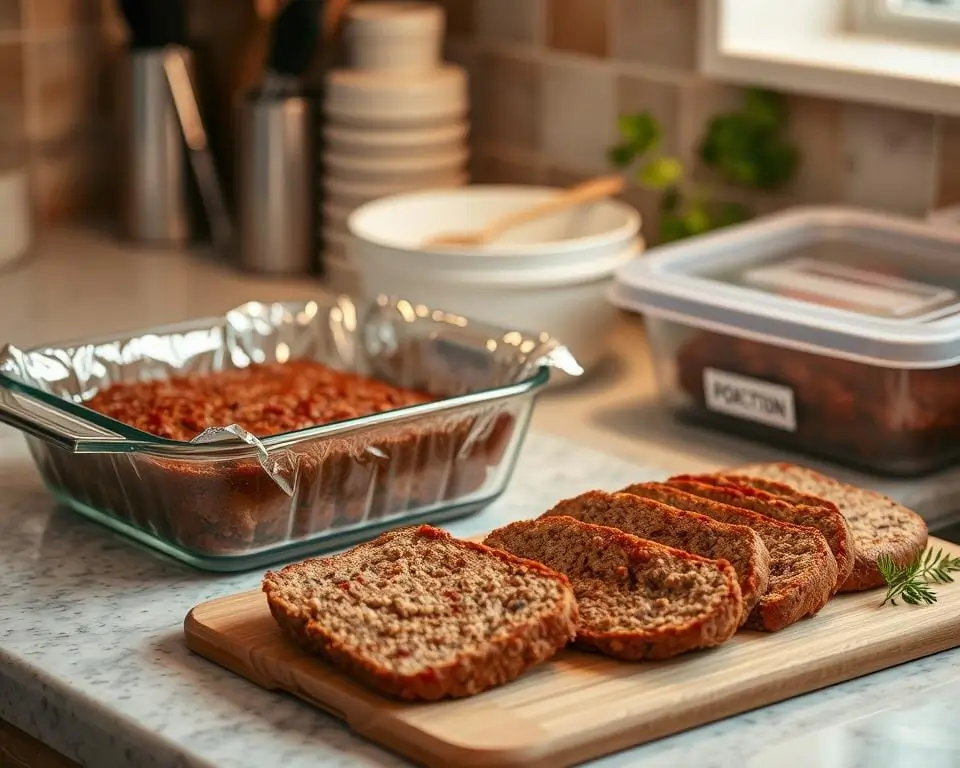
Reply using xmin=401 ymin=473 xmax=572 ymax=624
xmin=347 ymin=185 xmax=644 ymax=374
xmin=322 ymin=2 xmax=470 ymax=293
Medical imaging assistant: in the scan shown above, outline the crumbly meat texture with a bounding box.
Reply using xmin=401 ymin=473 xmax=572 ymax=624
xmin=83 ymin=359 xmax=435 ymax=441
xmin=79 ymin=361 xmax=511 ymax=557
xmin=729 ymin=462 xmax=929 ymax=591
xmin=622 ymin=482 xmax=837 ymax=632
xmin=540 ymin=490 xmax=770 ymax=628
xmin=262 ymin=525 xmax=578 ymax=701
xmin=672 ymin=473 xmax=855 ymax=595
xmin=483 ymin=516 xmax=742 ymax=660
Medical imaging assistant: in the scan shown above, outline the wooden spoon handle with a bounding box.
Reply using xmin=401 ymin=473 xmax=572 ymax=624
xmin=484 ymin=175 xmax=626 ymax=241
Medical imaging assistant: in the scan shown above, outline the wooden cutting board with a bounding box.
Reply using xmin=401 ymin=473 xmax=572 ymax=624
xmin=184 ymin=536 xmax=960 ymax=768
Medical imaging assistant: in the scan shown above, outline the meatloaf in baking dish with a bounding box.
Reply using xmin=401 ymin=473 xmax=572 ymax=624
xmin=75 ymin=361 xmax=515 ymax=554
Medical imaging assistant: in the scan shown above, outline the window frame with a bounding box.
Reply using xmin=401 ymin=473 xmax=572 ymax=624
xmin=699 ymin=0 xmax=960 ymax=118
xmin=851 ymin=0 xmax=960 ymax=47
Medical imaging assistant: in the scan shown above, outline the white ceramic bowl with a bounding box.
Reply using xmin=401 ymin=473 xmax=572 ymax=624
xmin=323 ymin=122 xmax=469 ymax=159
xmin=324 ymin=173 xmax=468 ymax=211
xmin=347 ymin=185 xmax=644 ymax=371
xmin=323 ymin=148 xmax=469 ymax=184
xmin=345 ymin=2 xmax=444 ymax=73
xmin=324 ymin=65 xmax=468 ymax=128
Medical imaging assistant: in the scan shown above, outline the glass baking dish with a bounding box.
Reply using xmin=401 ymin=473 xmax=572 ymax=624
xmin=611 ymin=206 xmax=960 ymax=477
xmin=0 ymin=296 xmax=580 ymax=571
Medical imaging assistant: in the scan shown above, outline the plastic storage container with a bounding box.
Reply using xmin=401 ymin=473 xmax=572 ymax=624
xmin=0 ymin=297 xmax=579 ymax=571
xmin=611 ymin=206 xmax=960 ymax=477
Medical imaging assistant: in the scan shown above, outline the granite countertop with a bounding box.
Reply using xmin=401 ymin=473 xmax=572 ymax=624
xmin=2 ymin=229 xmax=960 ymax=768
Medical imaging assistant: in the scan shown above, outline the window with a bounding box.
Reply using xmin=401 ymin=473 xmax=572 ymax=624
xmin=853 ymin=0 xmax=960 ymax=46
xmin=700 ymin=0 xmax=960 ymax=117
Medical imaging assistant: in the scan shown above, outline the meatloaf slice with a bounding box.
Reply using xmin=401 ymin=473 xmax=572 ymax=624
xmin=729 ymin=462 xmax=929 ymax=591
xmin=540 ymin=490 xmax=770 ymax=628
xmin=483 ymin=516 xmax=742 ymax=660
xmin=262 ymin=524 xmax=578 ymax=701
xmin=671 ymin=473 xmax=855 ymax=595
xmin=621 ymin=482 xmax=837 ymax=632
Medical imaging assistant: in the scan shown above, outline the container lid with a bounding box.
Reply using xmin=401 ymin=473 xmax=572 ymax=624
xmin=611 ymin=206 xmax=960 ymax=368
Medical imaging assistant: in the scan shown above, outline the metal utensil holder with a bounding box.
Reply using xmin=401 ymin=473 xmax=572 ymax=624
xmin=237 ymin=92 xmax=314 ymax=275
xmin=119 ymin=47 xmax=197 ymax=245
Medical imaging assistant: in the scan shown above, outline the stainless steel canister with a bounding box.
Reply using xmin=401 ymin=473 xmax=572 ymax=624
xmin=237 ymin=93 xmax=314 ymax=275
xmin=118 ymin=47 xmax=197 ymax=245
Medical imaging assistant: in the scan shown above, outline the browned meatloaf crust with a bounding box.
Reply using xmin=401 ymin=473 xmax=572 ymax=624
xmin=713 ymin=473 xmax=855 ymax=594
xmin=70 ymin=361 xmax=515 ymax=555
xmin=540 ymin=490 xmax=770 ymax=628
xmin=730 ymin=462 xmax=929 ymax=591
xmin=83 ymin=360 xmax=436 ymax=441
xmin=621 ymin=482 xmax=837 ymax=632
xmin=263 ymin=524 xmax=578 ymax=700
xmin=671 ymin=473 xmax=855 ymax=595
xmin=484 ymin=516 xmax=742 ymax=660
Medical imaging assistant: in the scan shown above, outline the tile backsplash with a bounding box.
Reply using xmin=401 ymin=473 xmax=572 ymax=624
xmin=9 ymin=0 xmax=960 ymax=237
xmin=0 ymin=0 xmax=250 ymax=225
xmin=443 ymin=0 xmax=960 ymax=242
xmin=0 ymin=0 xmax=109 ymax=224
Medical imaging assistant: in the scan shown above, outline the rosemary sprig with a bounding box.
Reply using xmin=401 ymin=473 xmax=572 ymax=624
xmin=878 ymin=547 xmax=960 ymax=606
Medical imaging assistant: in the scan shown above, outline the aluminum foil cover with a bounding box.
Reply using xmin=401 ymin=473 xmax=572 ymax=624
xmin=0 ymin=295 xmax=581 ymax=493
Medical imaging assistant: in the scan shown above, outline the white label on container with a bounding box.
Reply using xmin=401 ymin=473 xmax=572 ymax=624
xmin=741 ymin=257 xmax=957 ymax=318
xmin=703 ymin=368 xmax=797 ymax=432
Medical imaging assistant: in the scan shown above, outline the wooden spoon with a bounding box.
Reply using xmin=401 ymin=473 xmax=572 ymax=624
xmin=424 ymin=175 xmax=627 ymax=248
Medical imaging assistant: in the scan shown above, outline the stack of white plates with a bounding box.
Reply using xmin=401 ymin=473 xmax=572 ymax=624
xmin=322 ymin=2 xmax=470 ymax=292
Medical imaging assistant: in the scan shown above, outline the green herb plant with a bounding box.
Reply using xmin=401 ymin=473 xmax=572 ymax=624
xmin=607 ymin=88 xmax=800 ymax=243
xmin=878 ymin=547 xmax=960 ymax=606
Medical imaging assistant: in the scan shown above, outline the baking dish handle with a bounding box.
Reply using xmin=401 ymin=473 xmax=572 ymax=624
xmin=0 ymin=387 xmax=129 ymax=453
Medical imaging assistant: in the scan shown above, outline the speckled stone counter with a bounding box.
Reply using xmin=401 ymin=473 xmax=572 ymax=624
xmin=2 ymin=230 xmax=960 ymax=768
xmin=3 ymin=424 xmax=960 ymax=768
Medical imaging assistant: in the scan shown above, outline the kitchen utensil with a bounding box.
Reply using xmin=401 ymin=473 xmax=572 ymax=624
xmin=228 ymin=0 xmax=283 ymax=106
xmin=238 ymin=0 xmax=321 ymax=273
xmin=163 ymin=49 xmax=234 ymax=251
xmin=184 ymin=533 xmax=960 ymax=768
xmin=424 ymin=175 xmax=626 ymax=247
xmin=347 ymin=185 xmax=641 ymax=372
xmin=237 ymin=92 xmax=314 ymax=275
xmin=611 ymin=205 xmax=960 ymax=477
xmin=263 ymin=0 xmax=322 ymax=97
xmin=344 ymin=1 xmax=444 ymax=72
xmin=119 ymin=48 xmax=195 ymax=245
xmin=116 ymin=0 xmax=230 ymax=249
